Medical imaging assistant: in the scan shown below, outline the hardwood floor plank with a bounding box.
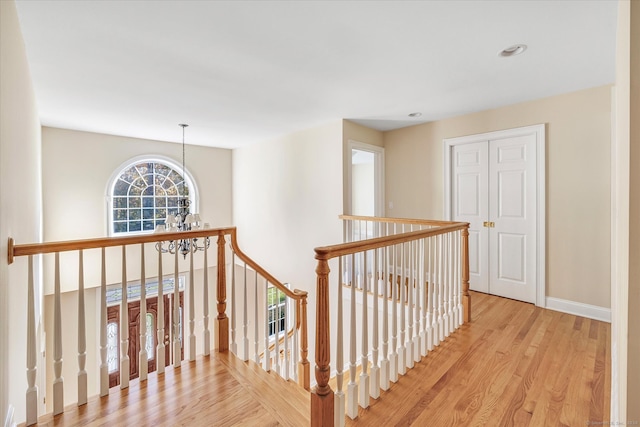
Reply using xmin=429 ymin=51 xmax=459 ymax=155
xmin=31 ymin=352 xmax=308 ymax=427
xmin=343 ymin=293 xmax=610 ymax=427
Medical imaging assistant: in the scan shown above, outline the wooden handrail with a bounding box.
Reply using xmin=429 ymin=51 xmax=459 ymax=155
xmin=8 ymin=227 xmax=305 ymax=303
xmin=315 ymin=222 xmax=469 ymax=260
xmin=8 ymin=228 xmax=233 ymax=262
xmin=229 ymin=229 xmax=307 ymax=303
xmin=339 ymin=214 xmax=462 ymax=227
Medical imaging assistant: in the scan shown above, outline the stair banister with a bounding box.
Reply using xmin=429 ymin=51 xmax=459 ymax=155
xmin=312 ymin=218 xmax=470 ymax=427
xmin=8 ymin=225 xmax=310 ymax=425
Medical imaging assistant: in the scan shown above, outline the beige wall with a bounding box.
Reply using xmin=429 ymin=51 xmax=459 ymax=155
xmin=627 ymin=0 xmax=640 ymax=421
xmin=343 ymin=120 xmax=384 ymax=148
xmin=384 ymin=85 xmax=612 ymax=308
xmin=233 ymin=121 xmax=344 ymax=380
xmin=41 ymin=127 xmax=232 ymax=293
xmin=0 ymin=0 xmax=43 ymax=423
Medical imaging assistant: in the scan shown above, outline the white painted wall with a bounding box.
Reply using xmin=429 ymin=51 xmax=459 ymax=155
xmin=0 ymin=1 xmax=43 ymax=423
xmin=232 ymin=121 xmax=344 ymax=384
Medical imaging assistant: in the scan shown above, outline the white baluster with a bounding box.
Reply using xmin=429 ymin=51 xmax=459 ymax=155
xmin=242 ymin=263 xmax=249 ymax=362
xmin=274 ymin=287 xmax=281 ymax=376
xmin=231 ymin=252 xmax=237 ymax=355
xmin=335 ymin=256 xmax=345 ymax=427
xmin=139 ymin=244 xmax=148 ymax=381
xmin=380 ymin=244 xmax=390 ymax=391
xmin=53 ymin=252 xmax=64 ymax=414
xmin=100 ymin=248 xmax=109 ymax=394
xmin=412 ymin=240 xmax=420 ymax=364
xmin=399 ymin=242 xmax=407 ymax=375
xmin=26 ymin=255 xmax=38 ymax=424
xmin=203 ymin=243 xmax=210 ymax=356
xmin=427 ymin=236 xmax=435 ymax=351
xmin=121 ymin=246 xmax=130 ymax=387
xmin=293 ymin=298 xmax=299 ymax=383
xmin=444 ymin=233 xmax=451 ymax=337
xmin=420 ymin=238 xmax=428 ymax=357
xmin=407 ymin=240 xmax=414 ymax=370
xmin=370 ymin=248 xmax=380 ymax=399
xmin=347 ymin=254 xmax=358 ymax=419
xmin=359 ymin=252 xmax=370 ymax=408
xmin=173 ymin=249 xmax=181 ymax=368
xmin=283 ymin=284 xmax=289 ymax=381
xmin=437 ymin=234 xmax=444 ymax=344
xmin=254 ymin=271 xmax=259 ymax=364
xmin=390 ymin=242 xmax=398 ymax=383
xmin=443 ymin=233 xmax=449 ymax=336
xmin=157 ymin=247 xmax=165 ymax=374
xmin=188 ymin=245 xmax=196 ymax=361
xmin=77 ymin=250 xmax=88 ymax=404
xmin=457 ymin=230 xmax=464 ymax=328
xmin=447 ymin=232 xmax=454 ymax=336
xmin=264 ymin=279 xmax=270 ymax=372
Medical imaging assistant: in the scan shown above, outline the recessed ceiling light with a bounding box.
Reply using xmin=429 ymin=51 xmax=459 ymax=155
xmin=408 ymin=112 xmax=422 ymax=117
xmin=498 ymin=44 xmax=527 ymax=57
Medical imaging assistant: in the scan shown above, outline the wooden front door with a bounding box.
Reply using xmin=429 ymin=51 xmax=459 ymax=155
xmin=108 ymin=292 xmax=182 ymax=387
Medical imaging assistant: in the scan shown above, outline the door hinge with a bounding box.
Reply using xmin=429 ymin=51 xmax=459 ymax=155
xmin=483 ymin=221 xmax=495 ymax=228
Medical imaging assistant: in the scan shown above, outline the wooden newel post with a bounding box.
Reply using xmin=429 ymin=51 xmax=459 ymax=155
xmin=298 ymin=292 xmax=310 ymax=391
xmin=461 ymin=225 xmax=471 ymax=323
xmin=216 ymin=234 xmax=229 ymax=352
xmin=311 ymin=257 xmax=334 ymax=427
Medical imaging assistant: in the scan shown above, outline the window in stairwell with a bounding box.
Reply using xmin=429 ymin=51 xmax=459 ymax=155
xmin=107 ymin=157 xmax=198 ymax=236
xmin=267 ymin=286 xmax=287 ymax=338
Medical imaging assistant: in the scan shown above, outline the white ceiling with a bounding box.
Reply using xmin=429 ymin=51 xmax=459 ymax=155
xmin=15 ymin=0 xmax=617 ymax=149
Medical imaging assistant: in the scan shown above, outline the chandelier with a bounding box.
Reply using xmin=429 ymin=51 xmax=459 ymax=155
xmin=155 ymin=124 xmax=210 ymax=258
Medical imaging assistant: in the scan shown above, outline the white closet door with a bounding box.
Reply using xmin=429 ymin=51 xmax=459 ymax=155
xmin=451 ymin=142 xmax=489 ymax=293
xmin=446 ymin=125 xmax=543 ymax=305
xmin=489 ymin=134 xmax=537 ymax=303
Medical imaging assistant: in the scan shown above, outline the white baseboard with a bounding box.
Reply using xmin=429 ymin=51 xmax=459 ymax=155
xmin=545 ymin=297 xmax=611 ymax=323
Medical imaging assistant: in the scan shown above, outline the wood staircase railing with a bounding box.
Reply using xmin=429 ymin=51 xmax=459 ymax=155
xmin=311 ymin=216 xmax=470 ymax=427
xmin=8 ymin=226 xmax=309 ymax=425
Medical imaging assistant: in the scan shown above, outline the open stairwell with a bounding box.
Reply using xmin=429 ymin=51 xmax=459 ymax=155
xmin=8 ymin=216 xmax=471 ymax=426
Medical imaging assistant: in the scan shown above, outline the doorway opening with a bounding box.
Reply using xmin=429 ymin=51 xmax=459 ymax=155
xmin=105 ymin=277 xmax=185 ymax=387
xmin=347 ymin=140 xmax=384 ymax=218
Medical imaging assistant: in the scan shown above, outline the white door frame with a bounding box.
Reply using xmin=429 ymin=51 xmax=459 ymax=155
xmin=443 ymin=124 xmax=546 ymax=307
xmin=346 ymin=140 xmax=385 ymax=217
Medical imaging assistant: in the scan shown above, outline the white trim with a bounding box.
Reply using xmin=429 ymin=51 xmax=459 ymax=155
xmin=346 ymin=140 xmax=385 ymax=216
xmin=443 ymin=124 xmax=546 ymax=307
xmin=105 ymin=155 xmax=200 ymax=236
xmin=545 ymin=297 xmax=611 ymax=323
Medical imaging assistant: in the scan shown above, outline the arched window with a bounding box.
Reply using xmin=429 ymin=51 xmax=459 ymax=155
xmin=108 ymin=158 xmax=197 ymax=235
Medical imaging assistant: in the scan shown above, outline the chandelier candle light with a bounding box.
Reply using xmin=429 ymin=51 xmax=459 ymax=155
xmin=155 ymin=124 xmax=210 ymax=258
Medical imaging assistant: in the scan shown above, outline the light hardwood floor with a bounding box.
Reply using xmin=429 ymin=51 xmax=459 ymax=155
xmin=343 ymin=291 xmax=610 ymax=426
xmin=31 ymin=351 xmax=309 ymax=427
xmin=29 ymin=291 xmax=610 ymax=426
